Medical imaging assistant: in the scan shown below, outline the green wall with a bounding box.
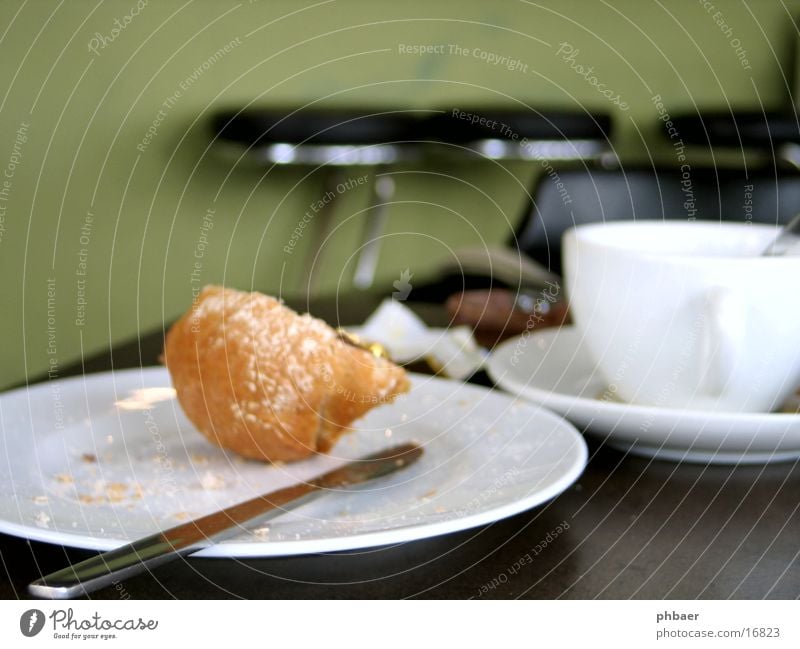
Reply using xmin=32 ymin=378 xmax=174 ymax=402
xmin=1 ymin=0 xmax=797 ymax=388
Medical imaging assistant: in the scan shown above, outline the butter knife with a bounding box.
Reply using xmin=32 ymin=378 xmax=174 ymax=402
xmin=29 ymin=442 xmax=422 ymax=599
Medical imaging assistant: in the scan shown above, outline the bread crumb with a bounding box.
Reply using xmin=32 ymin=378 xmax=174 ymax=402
xmin=105 ymin=482 xmax=128 ymax=503
xmin=252 ymin=526 xmax=270 ymax=539
xmin=200 ymin=471 xmax=226 ymax=490
xmin=35 ymin=511 xmax=51 ymax=528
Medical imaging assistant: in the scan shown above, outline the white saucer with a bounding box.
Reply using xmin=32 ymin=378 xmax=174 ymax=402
xmin=487 ymin=327 xmax=800 ymax=464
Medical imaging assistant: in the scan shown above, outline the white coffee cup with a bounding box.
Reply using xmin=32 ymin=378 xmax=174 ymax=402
xmin=563 ymin=220 xmax=800 ymax=412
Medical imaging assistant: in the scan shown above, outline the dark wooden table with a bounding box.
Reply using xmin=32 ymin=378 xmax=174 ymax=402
xmin=2 ymin=299 xmax=798 ymax=599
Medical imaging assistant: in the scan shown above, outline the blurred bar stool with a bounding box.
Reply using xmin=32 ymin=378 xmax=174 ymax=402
xmin=425 ymin=108 xmax=613 ymax=164
xmin=513 ymin=109 xmax=800 ymax=276
xmin=517 ymin=166 xmax=800 ymax=275
xmin=213 ymin=107 xmax=613 ymax=301
xmin=213 ymin=109 xmax=427 ymax=291
xmin=669 ymin=111 xmax=800 ymax=169
xmin=417 ymin=108 xmax=613 ymax=290
xmin=436 ymin=108 xmax=798 ymax=344
xmin=415 ymin=108 xmax=614 ymax=345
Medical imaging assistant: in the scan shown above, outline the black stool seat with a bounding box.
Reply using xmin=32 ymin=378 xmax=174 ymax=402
xmin=214 ymin=109 xmax=428 ymax=146
xmin=425 ymin=109 xmax=612 ymax=161
xmin=669 ymin=111 xmax=800 ymax=147
xmin=213 ymin=109 xmax=429 ymax=166
xmin=427 ymin=109 xmax=611 ymax=143
xmin=517 ymin=167 xmax=798 ymax=273
xmin=213 ymin=108 xmax=613 ymax=164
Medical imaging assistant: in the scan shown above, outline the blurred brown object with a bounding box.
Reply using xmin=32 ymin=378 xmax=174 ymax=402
xmin=782 ymin=388 xmax=800 ymax=413
xmin=445 ymin=288 xmax=570 ymax=348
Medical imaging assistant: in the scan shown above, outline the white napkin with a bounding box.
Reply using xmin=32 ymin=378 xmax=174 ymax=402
xmin=352 ymin=299 xmax=486 ymax=380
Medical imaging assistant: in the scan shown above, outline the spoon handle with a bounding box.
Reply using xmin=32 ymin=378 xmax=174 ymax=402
xmin=763 ymin=212 xmax=800 ymax=256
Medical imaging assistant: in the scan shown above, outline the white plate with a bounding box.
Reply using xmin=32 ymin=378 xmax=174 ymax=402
xmin=487 ymin=327 xmax=800 ymax=464
xmin=0 ymin=368 xmax=586 ymax=557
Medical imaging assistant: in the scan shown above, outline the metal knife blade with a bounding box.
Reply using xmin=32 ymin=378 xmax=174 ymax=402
xmin=28 ymin=442 xmax=422 ymax=599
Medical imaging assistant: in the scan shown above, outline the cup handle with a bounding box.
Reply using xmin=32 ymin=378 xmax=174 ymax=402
xmin=697 ymin=287 xmax=745 ymax=397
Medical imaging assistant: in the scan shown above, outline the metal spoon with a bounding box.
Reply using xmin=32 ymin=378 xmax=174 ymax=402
xmin=762 ymin=212 xmax=800 ymax=256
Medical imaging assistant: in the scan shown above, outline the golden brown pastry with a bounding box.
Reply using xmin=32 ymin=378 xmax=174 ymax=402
xmin=164 ymin=286 xmax=409 ymax=462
